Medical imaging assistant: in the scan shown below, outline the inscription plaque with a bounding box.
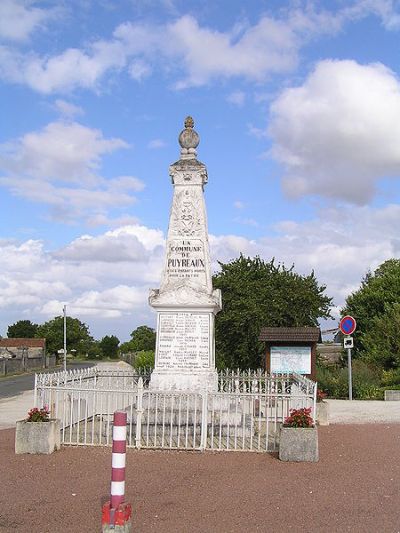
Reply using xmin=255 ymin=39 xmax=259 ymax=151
xmin=165 ymin=238 xmax=207 ymax=285
xmin=157 ymin=312 xmax=211 ymax=369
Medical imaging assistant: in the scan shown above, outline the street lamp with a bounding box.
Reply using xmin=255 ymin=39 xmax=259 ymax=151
xmin=63 ymin=304 xmax=67 ymax=372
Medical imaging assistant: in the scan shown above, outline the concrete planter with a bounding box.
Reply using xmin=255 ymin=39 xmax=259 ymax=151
xmin=279 ymin=426 xmax=319 ymax=462
xmin=316 ymin=401 xmax=329 ymax=426
xmin=15 ymin=419 xmax=61 ymax=455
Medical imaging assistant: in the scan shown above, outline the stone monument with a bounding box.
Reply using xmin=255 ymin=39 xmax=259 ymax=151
xmin=149 ymin=117 xmax=222 ymax=391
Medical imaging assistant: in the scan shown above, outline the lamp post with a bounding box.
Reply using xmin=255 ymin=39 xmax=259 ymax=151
xmin=63 ymin=304 xmax=67 ymax=372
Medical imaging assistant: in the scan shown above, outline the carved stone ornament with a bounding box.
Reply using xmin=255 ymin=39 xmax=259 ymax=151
xmin=170 ymin=188 xmax=203 ymax=237
xmin=149 ymin=284 xmax=222 ymax=311
xmin=179 ymin=116 xmax=200 ymax=150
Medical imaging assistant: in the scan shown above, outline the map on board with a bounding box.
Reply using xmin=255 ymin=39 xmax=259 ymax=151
xmin=270 ymin=346 xmax=311 ymax=374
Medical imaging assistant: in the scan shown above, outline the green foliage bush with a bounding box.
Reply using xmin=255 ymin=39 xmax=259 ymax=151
xmin=133 ymin=350 xmax=155 ymax=371
xmin=317 ymin=360 xmax=382 ymax=399
xmin=381 ymin=368 xmax=400 ymax=386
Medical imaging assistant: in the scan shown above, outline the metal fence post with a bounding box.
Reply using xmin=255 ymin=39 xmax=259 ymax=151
xmin=33 ymin=373 xmax=38 ymax=408
xmin=135 ymin=377 xmax=143 ymax=449
xmin=200 ymin=388 xmax=208 ymax=450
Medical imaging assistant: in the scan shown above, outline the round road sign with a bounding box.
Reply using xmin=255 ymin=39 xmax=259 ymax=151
xmin=339 ymin=315 xmax=357 ymax=335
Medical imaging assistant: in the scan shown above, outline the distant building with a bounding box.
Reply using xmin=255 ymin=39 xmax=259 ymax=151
xmin=317 ymin=343 xmax=343 ymax=365
xmin=0 ymin=338 xmax=46 ymax=359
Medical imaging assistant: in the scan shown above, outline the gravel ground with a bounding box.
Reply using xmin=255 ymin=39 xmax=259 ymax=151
xmin=1 ymin=424 xmax=400 ymax=533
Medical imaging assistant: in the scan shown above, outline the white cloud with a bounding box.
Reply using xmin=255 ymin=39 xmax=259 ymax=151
xmin=54 ymin=99 xmax=84 ymax=118
xmin=148 ymin=139 xmax=167 ymax=149
xmin=0 ymin=9 xmax=338 ymax=94
xmin=85 ymin=214 xmax=140 ymax=228
xmin=0 ymin=40 xmax=127 ymax=93
xmin=41 ymin=286 xmax=147 ymax=319
xmin=212 ymin=203 xmax=400 ymax=308
xmin=235 ymin=217 xmax=259 ymax=227
xmin=269 ymin=60 xmax=400 ymax=204
xmin=342 ymin=0 xmax=400 ymax=30
xmin=0 ymin=121 xmax=144 ymax=222
xmin=0 ymin=0 xmax=55 ymax=42
xmin=1 ymin=204 xmax=399 ymax=337
xmin=2 ymin=4 xmax=400 ymax=94
xmin=233 ymin=200 xmax=245 ymax=209
xmin=56 ymin=225 xmax=164 ymax=262
xmin=0 ymin=225 xmax=165 ymax=336
xmin=1 ymin=121 xmax=127 ymax=183
xmin=129 ymin=59 xmax=152 ymax=81
xmin=227 ymin=91 xmax=245 ymax=106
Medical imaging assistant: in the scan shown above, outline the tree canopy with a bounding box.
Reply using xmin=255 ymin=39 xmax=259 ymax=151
xmin=36 ymin=316 xmax=93 ymax=355
xmin=121 ymin=325 xmax=156 ymax=353
xmin=99 ymin=335 xmax=120 ymax=359
xmin=7 ymin=320 xmax=38 ymax=338
xmin=213 ymin=255 xmax=333 ymax=369
xmin=342 ymin=259 xmax=400 ymax=367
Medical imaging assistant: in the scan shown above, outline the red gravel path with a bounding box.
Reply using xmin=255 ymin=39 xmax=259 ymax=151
xmin=1 ymin=425 xmax=399 ymax=533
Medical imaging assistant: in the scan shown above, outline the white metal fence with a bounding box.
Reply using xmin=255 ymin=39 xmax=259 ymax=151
xmin=35 ymin=368 xmax=316 ymax=453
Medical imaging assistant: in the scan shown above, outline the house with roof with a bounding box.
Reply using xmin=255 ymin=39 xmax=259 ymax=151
xmin=0 ymin=338 xmax=46 ymax=359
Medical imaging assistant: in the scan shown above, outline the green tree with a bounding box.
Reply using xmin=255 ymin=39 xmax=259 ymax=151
xmin=133 ymin=350 xmax=155 ymax=370
xmin=342 ymin=259 xmax=400 ymax=363
xmin=7 ymin=320 xmax=38 ymax=338
xmin=358 ymin=303 xmax=400 ymax=369
xmin=213 ymin=255 xmax=333 ymax=369
xmin=36 ymin=316 xmax=93 ymax=355
xmin=99 ymin=335 xmax=120 ymax=359
xmin=128 ymin=325 xmax=156 ymax=352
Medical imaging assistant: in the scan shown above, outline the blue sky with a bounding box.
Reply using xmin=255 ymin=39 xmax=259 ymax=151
xmin=1 ymin=0 xmax=400 ymax=341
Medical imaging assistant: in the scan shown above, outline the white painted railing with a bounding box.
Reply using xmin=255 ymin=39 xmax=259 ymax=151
xmin=35 ymin=368 xmax=316 ymax=453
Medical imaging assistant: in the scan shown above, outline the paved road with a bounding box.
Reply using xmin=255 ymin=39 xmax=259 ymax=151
xmin=0 ymin=361 xmax=122 ymax=430
xmin=0 ymin=362 xmax=95 ymax=400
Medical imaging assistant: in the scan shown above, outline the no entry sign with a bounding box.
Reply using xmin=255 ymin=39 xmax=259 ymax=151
xmin=339 ymin=315 xmax=357 ymax=336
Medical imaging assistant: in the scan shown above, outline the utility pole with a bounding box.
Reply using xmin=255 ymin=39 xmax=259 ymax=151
xmin=63 ymin=304 xmax=67 ymax=372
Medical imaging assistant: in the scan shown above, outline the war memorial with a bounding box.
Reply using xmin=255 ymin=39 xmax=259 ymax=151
xmin=149 ymin=116 xmax=221 ymax=392
xmin=33 ymin=118 xmax=317 ymax=456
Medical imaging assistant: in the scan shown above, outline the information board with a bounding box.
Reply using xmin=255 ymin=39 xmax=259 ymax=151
xmin=270 ymin=346 xmax=311 ymax=374
xmin=156 ymin=312 xmax=211 ymax=369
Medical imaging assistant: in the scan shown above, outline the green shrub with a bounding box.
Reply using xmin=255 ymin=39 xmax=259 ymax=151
xmin=381 ymin=368 xmax=400 ymax=386
xmin=133 ymin=350 xmax=155 ymax=371
xmin=317 ymin=360 xmax=382 ymax=399
xmin=316 ymin=364 xmax=346 ymax=398
xmin=351 ymin=360 xmax=382 ymax=399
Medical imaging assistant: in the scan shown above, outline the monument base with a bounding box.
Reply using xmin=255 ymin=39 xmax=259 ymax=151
xmin=149 ymin=368 xmax=218 ymax=392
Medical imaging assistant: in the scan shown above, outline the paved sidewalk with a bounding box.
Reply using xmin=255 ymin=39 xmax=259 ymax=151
xmin=327 ymin=399 xmax=400 ymax=424
xmin=0 ymin=389 xmax=34 ymax=430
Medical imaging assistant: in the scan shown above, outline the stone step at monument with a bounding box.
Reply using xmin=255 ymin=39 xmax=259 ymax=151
xmin=126 ymin=402 xmax=253 ymax=427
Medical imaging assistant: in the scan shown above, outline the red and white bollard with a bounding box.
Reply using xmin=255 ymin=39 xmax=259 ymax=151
xmin=102 ymin=411 xmax=132 ymax=532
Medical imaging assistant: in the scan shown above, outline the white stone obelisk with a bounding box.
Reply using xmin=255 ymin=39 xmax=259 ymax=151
xmin=149 ymin=116 xmax=221 ymax=391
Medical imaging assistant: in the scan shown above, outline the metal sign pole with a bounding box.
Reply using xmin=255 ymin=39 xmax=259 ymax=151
xmin=348 ymin=346 xmax=353 ymax=401
xmin=340 ymin=316 xmax=356 ymax=402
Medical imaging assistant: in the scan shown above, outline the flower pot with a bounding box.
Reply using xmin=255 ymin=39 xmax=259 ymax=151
xmin=279 ymin=426 xmax=319 ymax=462
xmin=316 ymin=400 xmax=329 ymax=426
xmin=15 ymin=419 xmax=61 ymax=455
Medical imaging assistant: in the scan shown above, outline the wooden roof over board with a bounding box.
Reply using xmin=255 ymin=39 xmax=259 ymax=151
xmin=259 ymin=327 xmax=321 ymax=342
